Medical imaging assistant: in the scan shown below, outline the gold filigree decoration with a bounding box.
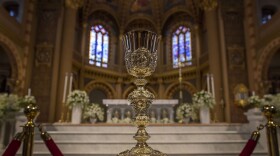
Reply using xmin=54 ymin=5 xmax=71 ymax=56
xmin=65 ymin=0 xmax=84 ymax=9
xmin=199 ymin=0 xmax=218 ymax=11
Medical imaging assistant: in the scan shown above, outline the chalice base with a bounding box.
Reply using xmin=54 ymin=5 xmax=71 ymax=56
xmin=118 ymin=145 xmax=167 ymax=156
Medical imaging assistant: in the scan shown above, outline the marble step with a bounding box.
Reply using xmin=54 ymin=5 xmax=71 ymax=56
xmin=21 ymin=153 xmax=268 ymax=156
xmin=34 ymin=131 xmax=250 ymax=142
xmin=30 ymin=140 xmax=261 ymax=153
xmin=12 ymin=123 xmax=268 ymax=156
xmin=41 ymin=123 xmax=248 ymax=132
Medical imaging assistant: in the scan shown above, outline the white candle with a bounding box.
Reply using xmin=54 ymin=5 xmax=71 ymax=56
xmin=62 ymin=73 xmax=68 ymax=103
xmin=252 ymin=91 xmax=255 ymax=96
xmin=178 ymin=62 xmax=182 ymax=82
xmin=68 ymin=73 xmax=73 ymax=95
xmin=28 ymin=88 xmax=31 ymax=96
xmin=211 ymin=74 xmax=215 ymax=98
xmin=207 ymin=74 xmax=210 ymax=92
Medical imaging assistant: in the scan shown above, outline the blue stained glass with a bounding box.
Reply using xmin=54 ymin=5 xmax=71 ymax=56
xmin=88 ymin=25 xmax=109 ymax=67
xmin=172 ymin=26 xmax=192 ymax=68
xmin=172 ymin=35 xmax=178 ymax=65
xmin=103 ymin=34 xmax=109 ymax=62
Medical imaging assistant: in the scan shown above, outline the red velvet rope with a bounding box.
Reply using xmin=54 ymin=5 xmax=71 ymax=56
xmin=2 ymin=139 xmax=21 ymax=156
xmin=239 ymin=139 xmax=258 ymax=156
xmin=43 ymin=138 xmax=63 ymax=156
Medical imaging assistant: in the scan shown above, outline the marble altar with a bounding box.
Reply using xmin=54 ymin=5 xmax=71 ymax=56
xmin=103 ymin=99 xmax=178 ymax=123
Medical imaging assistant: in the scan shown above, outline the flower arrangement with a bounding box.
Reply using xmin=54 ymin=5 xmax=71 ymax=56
xmin=247 ymin=95 xmax=263 ymax=108
xmin=176 ymin=103 xmax=197 ymax=123
xmin=66 ymin=90 xmax=89 ymax=109
xmin=0 ymin=93 xmax=20 ymax=118
xmin=263 ymin=94 xmax=274 ymax=104
xmin=262 ymin=94 xmax=280 ymax=117
xmin=192 ymin=90 xmax=216 ymax=109
xmin=18 ymin=95 xmax=36 ymax=108
xmin=83 ymin=103 xmax=104 ymax=121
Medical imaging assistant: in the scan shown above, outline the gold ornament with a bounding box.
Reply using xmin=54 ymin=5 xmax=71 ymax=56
xmin=199 ymin=0 xmax=218 ymax=11
xmin=65 ymin=0 xmax=84 ymax=9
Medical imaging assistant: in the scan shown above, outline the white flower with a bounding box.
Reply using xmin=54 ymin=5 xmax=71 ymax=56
xmin=262 ymin=94 xmax=280 ymax=117
xmin=192 ymin=90 xmax=216 ymax=109
xmin=19 ymin=95 xmax=36 ymax=108
xmin=66 ymin=90 xmax=89 ymax=108
xmin=0 ymin=93 xmax=21 ymax=118
xmin=83 ymin=103 xmax=104 ymax=121
xmin=247 ymin=95 xmax=263 ymax=107
xmin=122 ymin=117 xmax=132 ymax=123
xmin=176 ymin=103 xmax=197 ymax=123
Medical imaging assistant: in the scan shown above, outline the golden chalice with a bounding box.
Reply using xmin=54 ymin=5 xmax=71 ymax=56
xmin=118 ymin=30 xmax=166 ymax=156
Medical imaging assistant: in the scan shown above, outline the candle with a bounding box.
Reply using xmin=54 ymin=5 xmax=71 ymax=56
xmin=178 ymin=62 xmax=182 ymax=82
xmin=207 ymin=74 xmax=210 ymax=92
xmin=62 ymin=73 xmax=68 ymax=103
xmin=211 ymin=74 xmax=215 ymax=98
xmin=252 ymin=91 xmax=255 ymax=96
xmin=68 ymin=73 xmax=73 ymax=95
xmin=28 ymin=88 xmax=31 ymax=96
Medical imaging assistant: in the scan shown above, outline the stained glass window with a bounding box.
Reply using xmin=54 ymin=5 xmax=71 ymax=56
xmin=172 ymin=26 xmax=192 ymax=68
xmin=261 ymin=7 xmax=275 ymax=24
xmin=89 ymin=25 xmax=109 ymax=67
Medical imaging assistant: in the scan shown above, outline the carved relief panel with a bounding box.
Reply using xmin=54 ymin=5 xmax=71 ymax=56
xmin=35 ymin=42 xmax=53 ymax=67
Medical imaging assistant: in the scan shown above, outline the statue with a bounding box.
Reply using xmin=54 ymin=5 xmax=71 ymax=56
xmin=123 ymin=110 xmax=132 ymax=123
xmin=112 ymin=110 xmax=120 ymax=123
xmin=161 ymin=109 xmax=169 ymax=124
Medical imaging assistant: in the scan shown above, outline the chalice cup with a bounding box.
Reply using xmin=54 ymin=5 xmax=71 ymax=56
xmin=118 ymin=30 xmax=166 ymax=156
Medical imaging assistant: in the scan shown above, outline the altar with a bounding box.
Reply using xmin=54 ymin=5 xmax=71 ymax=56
xmin=103 ymin=99 xmax=178 ymax=123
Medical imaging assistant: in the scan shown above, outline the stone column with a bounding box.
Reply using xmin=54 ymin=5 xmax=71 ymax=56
xmin=202 ymin=1 xmax=224 ymax=122
xmin=194 ymin=25 xmax=202 ymax=89
xmin=118 ymin=30 xmax=124 ymax=70
xmin=107 ymin=107 xmax=113 ymax=123
xmin=116 ymin=77 xmax=122 ymax=98
xmin=120 ymin=107 xmax=125 ymax=120
xmin=158 ymin=78 xmax=164 ymax=98
xmin=218 ymin=7 xmax=231 ymax=122
xmin=168 ymin=107 xmax=174 ymax=123
xmin=55 ymin=2 xmax=80 ymax=121
xmin=79 ymin=23 xmax=88 ymax=88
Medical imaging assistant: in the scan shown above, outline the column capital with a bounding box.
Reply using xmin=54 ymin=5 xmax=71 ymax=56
xmin=199 ymin=0 xmax=218 ymax=11
xmin=65 ymin=0 xmax=84 ymax=9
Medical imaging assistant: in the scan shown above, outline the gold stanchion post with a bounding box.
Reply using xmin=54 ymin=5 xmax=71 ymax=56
xmin=22 ymin=104 xmax=39 ymax=156
xmin=262 ymin=105 xmax=279 ymax=156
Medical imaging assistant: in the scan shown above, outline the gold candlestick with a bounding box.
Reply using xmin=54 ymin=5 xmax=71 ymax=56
xmin=118 ymin=30 xmax=166 ymax=156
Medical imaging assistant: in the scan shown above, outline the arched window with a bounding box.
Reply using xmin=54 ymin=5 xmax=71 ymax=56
xmin=3 ymin=1 xmax=19 ymax=18
xmin=261 ymin=6 xmax=277 ymax=24
xmin=172 ymin=26 xmax=192 ymax=68
xmin=89 ymin=25 xmax=109 ymax=68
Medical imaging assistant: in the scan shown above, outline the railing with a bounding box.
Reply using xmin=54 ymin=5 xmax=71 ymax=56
xmin=240 ymin=105 xmax=279 ymax=156
xmin=2 ymin=103 xmax=63 ymax=156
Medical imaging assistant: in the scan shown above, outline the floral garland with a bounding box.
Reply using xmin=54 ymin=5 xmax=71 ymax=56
xmin=83 ymin=103 xmax=104 ymax=121
xmin=192 ymin=90 xmax=216 ymax=109
xmin=66 ymin=90 xmax=89 ymax=108
xmin=176 ymin=103 xmax=197 ymax=123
